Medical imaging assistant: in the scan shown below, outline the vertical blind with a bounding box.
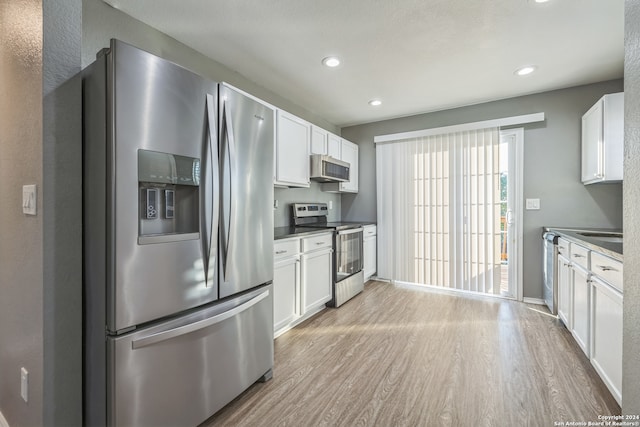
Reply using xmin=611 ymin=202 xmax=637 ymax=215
xmin=376 ymin=127 xmax=501 ymax=294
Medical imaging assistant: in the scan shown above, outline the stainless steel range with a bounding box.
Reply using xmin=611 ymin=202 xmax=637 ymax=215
xmin=292 ymin=203 xmax=364 ymax=307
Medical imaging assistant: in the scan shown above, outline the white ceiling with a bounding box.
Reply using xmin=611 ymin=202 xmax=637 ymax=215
xmin=103 ymin=0 xmax=624 ymax=128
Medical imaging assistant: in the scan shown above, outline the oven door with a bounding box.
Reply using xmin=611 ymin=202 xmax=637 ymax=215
xmin=335 ymin=228 xmax=363 ymax=282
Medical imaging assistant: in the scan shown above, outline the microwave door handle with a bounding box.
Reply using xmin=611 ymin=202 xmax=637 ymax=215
xmin=221 ymin=98 xmax=237 ymax=282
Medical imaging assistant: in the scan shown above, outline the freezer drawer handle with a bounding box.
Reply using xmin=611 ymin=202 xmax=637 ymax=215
xmin=131 ymin=290 xmax=269 ymax=349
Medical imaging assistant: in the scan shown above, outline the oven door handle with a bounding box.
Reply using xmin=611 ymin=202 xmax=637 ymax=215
xmin=337 ymin=228 xmax=363 ymax=236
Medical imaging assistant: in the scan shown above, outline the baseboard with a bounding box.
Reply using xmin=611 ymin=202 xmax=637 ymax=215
xmin=369 ymin=277 xmax=391 ymax=283
xmin=0 ymin=410 xmax=10 ymax=427
xmin=523 ymin=297 xmax=546 ymax=305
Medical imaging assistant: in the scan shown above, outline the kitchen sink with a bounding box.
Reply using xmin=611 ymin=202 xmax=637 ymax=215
xmin=577 ymin=231 xmax=623 ymax=243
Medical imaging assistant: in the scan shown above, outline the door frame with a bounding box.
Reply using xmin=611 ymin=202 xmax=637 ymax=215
xmin=500 ymin=128 xmax=524 ymax=302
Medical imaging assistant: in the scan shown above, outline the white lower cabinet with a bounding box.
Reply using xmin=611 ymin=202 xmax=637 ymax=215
xmin=300 ymin=233 xmax=333 ymax=313
xmin=273 ymin=257 xmax=299 ymax=333
xmin=363 ymin=225 xmax=377 ymax=281
xmin=557 ymin=254 xmax=572 ymax=329
xmin=273 ymin=232 xmax=333 ymax=337
xmin=273 ymin=238 xmax=301 ymax=337
xmin=571 ymin=263 xmax=591 ymax=357
xmin=590 ymin=276 xmax=623 ymax=405
xmin=555 ymin=235 xmax=623 ymax=405
xmin=301 ymin=247 xmax=333 ymax=313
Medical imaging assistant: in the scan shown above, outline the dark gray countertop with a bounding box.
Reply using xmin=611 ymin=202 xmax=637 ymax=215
xmin=274 ymin=226 xmax=332 ymax=240
xmin=274 ymin=222 xmax=377 ymax=240
xmin=544 ymin=227 xmax=622 ymax=261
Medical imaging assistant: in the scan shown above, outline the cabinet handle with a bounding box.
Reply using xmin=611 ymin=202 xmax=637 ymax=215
xmin=572 ymin=254 xmax=584 ymax=258
xmin=596 ymin=265 xmax=618 ymax=272
xmin=275 ymin=250 xmax=287 ymax=254
xmin=316 ymin=242 xmax=325 ymax=245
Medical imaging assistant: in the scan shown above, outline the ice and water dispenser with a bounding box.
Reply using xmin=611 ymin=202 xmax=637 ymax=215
xmin=138 ymin=149 xmax=200 ymax=243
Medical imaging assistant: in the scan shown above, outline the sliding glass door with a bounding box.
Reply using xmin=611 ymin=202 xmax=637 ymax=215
xmin=377 ymin=127 xmax=522 ymax=299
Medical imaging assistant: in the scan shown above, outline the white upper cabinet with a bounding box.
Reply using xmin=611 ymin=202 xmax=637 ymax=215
xmin=310 ymin=126 xmax=328 ymax=155
xmin=581 ymin=92 xmax=624 ymax=184
xmin=340 ymin=140 xmax=358 ymax=193
xmin=275 ymin=110 xmax=310 ymax=187
xmin=328 ymin=133 xmax=342 ymax=158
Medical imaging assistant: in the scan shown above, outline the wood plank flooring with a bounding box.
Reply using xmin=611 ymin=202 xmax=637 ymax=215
xmin=201 ymin=281 xmax=620 ymax=427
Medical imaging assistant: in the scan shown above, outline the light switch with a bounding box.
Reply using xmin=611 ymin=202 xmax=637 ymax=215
xmin=22 ymin=185 xmax=37 ymax=215
xmin=526 ymin=198 xmax=540 ymax=210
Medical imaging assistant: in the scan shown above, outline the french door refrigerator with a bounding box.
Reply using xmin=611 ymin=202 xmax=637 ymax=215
xmin=83 ymin=39 xmax=274 ymax=426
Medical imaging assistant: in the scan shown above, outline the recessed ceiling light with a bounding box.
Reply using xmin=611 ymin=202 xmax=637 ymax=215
xmin=515 ymin=65 xmax=537 ymax=76
xmin=534 ymin=0 xmax=550 ymax=3
xmin=368 ymin=99 xmax=382 ymax=106
xmin=322 ymin=57 xmax=340 ymax=68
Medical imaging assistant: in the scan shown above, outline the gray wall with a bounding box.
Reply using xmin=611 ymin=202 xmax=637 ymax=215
xmin=42 ymin=0 xmax=83 ymax=425
xmin=82 ymin=0 xmax=339 ymax=134
xmin=274 ymin=183 xmax=342 ymax=227
xmin=0 ymin=1 xmax=83 ymax=426
xmin=0 ymin=1 xmax=44 ymax=425
xmin=623 ymin=0 xmax=640 ymax=414
xmin=341 ymin=80 xmax=624 ymax=300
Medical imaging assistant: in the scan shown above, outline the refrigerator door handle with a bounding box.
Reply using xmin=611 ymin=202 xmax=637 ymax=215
xmin=202 ymin=93 xmax=219 ymax=287
xmin=221 ymin=99 xmax=237 ymax=282
xmin=131 ymin=289 xmax=270 ymax=349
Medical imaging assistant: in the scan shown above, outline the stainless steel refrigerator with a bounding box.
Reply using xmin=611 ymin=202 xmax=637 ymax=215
xmin=83 ymin=39 xmax=274 ymax=426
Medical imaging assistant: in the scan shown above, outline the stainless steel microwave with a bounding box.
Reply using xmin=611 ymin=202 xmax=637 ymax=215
xmin=310 ymin=155 xmax=350 ymax=183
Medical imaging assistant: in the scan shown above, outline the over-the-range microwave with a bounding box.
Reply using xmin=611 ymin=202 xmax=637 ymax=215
xmin=309 ymin=154 xmax=350 ymax=183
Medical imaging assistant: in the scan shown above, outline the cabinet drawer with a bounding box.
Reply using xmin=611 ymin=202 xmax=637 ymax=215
xmin=363 ymin=225 xmax=377 ymax=237
xmin=274 ymin=239 xmax=300 ymax=259
xmin=302 ymin=233 xmax=333 ymax=252
xmin=570 ymin=243 xmax=590 ymax=270
xmin=557 ymin=238 xmax=570 ymax=257
xmin=591 ymin=252 xmax=623 ymax=292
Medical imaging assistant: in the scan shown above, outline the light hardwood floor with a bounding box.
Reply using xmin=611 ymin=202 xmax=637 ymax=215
xmin=202 ymin=280 xmax=620 ymax=427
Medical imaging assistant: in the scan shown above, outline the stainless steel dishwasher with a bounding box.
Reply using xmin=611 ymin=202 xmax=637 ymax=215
xmin=542 ymin=230 xmax=561 ymax=315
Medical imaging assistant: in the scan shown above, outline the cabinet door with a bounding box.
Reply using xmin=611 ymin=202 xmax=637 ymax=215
xmin=363 ymin=236 xmax=376 ymax=280
xmin=301 ymin=249 xmax=332 ymax=314
xmin=590 ymin=277 xmax=623 ymax=405
xmin=582 ymin=100 xmax=603 ymax=183
xmin=275 ymin=110 xmax=310 ymax=187
xmin=311 ymin=126 xmax=328 ymax=155
xmin=328 ymin=133 xmax=341 ymax=158
xmin=557 ymin=255 xmax=572 ymax=328
xmin=340 ymin=140 xmax=359 ymax=193
xmin=273 ymin=257 xmax=299 ymax=333
xmin=572 ymin=264 xmax=590 ymax=357
xmin=601 ymin=93 xmax=624 ymax=181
